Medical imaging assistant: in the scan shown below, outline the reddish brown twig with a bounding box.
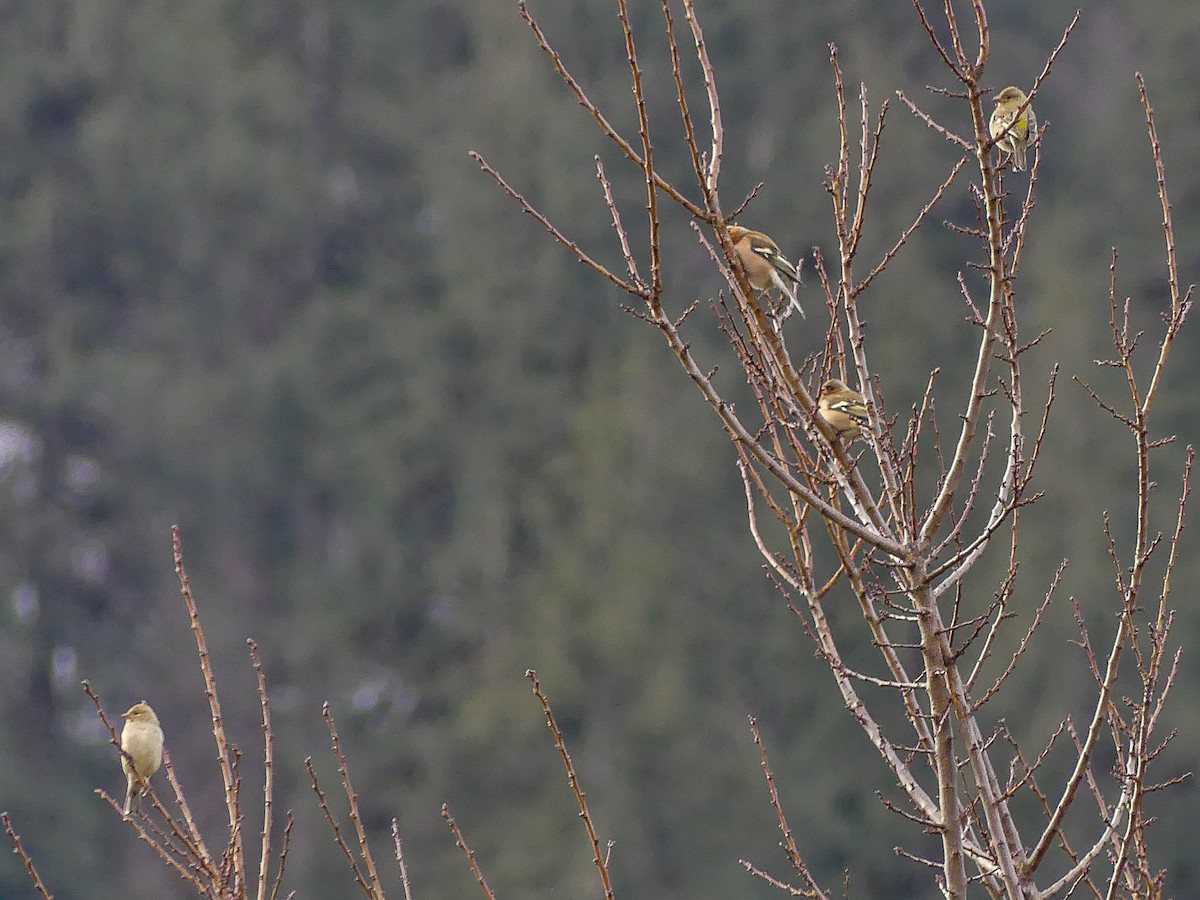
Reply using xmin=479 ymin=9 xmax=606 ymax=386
xmin=392 ymin=819 xmax=416 ymax=900
xmin=526 ymin=669 xmax=615 ymax=899
xmin=3 ymin=812 xmax=55 ymax=900
xmin=442 ymin=804 xmax=496 ymax=900
xmin=174 ymin=525 xmax=246 ymax=889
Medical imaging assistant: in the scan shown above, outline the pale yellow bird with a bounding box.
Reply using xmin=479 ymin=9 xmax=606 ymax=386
xmin=989 ymin=86 xmax=1036 ymax=171
xmin=727 ymin=225 xmax=805 ymax=319
xmin=818 ymin=378 xmax=870 ymax=439
xmin=120 ymin=701 xmax=164 ymax=816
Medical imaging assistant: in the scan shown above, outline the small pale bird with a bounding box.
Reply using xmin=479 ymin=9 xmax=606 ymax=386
xmin=120 ymin=701 xmax=164 ymax=816
xmin=818 ymin=379 xmax=870 ymax=439
xmin=989 ymin=86 xmax=1036 ymax=172
xmin=727 ymin=225 xmax=805 ymax=319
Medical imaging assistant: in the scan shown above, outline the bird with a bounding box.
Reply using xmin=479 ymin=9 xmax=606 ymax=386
xmin=727 ymin=225 xmax=805 ymax=319
xmin=818 ymin=378 xmax=870 ymax=439
xmin=120 ymin=701 xmax=164 ymax=817
xmin=989 ymin=86 xmax=1036 ymax=172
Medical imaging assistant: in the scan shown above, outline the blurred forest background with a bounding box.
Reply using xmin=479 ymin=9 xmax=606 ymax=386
xmin=1 ymin=0 xmax=1198 ymax=897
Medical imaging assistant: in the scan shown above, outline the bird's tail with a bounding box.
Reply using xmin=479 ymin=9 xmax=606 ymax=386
xmin=124 ymin=779 xmax=141 ymax=817
xmin=769 ymin=269 xmax=806 ymax=319
xmin=787 ymin=292 xmax=806 ymax=319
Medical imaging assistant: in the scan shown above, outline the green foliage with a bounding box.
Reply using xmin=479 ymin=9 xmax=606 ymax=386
xmin=0 ymin=1 xmax=1197 ymax=897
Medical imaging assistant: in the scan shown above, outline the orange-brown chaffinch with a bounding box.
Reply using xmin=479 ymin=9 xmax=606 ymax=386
xmin=120 ymin=701 xmax=163 ymax=816
xmin=818 ymin=379 xmax=870 ymax=439
xmin=727 ymin=225 xmax=805 ymax=319
xmin=989 ymin=86 xmax=1036 ymax=172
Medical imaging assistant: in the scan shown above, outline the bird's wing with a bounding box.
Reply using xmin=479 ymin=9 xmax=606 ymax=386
xmin=750 ymin=241 xmax=800 ymax=284
xmin=990 ymin=108 xmax=1013 ymax=137
xmin=829 ymin=399 xmax=870 ymax=426
xmin=996 ymin=108 xmax=1030 ymax=141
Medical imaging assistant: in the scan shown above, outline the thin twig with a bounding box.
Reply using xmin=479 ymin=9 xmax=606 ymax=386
xmin=470 ymin=150 xmax=641 ymax=296
xmin=305 ymin=757 xmax=373 ymax=897
xmin=393 ymin=820 xmax=416 ymax=900
xmin=526 ymin=670 xmax=615 ymax=899
xmin=250 ymin=640 xmax=275 ymax=900
xmin=322 ymin=704 xmax=385 ymax=898
xmin=442 ymin=804 xmax=497 ymax=900
xmin=747 ymin=717 xmax=830 ymax=899
xmin=173 ymin=525 xmax=246 ymax=888
xmin=268 ymin=812 xmax=295 ymax=900
xmin=3 ymin=812 xmax=55 ymax=899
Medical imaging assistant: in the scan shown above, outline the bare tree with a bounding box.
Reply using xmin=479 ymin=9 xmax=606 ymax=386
xmin=5 ymin=2 xmax=1191 ymax=898
xmin=1 ymin=538 xmax=614 ymax=900
xmin=6 ymin=526 xmax=415 ymax=900
xmin=471 ymin=1 xmax=1192 ymax=897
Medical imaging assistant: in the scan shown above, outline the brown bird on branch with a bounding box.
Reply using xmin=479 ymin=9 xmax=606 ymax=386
xmin=727 ymin=225 xmax=805 ymax=319
xmin=818 ymin=379 xmax=870 ymax=440
xmin=989 ymin=86 xmax=1037 ymax=172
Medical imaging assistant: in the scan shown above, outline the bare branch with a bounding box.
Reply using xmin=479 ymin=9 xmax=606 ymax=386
xmin=442 ymin=804 xmax=497 ymax=900
xmin=249 ymin=640 xmax=276 ymax=900
xmin=470 ymin=150 xmax=642 ymax=296
xmin=393 ymin=820 xmax=416 ymax=900
xmin=748 ymin=717 xmax=831 ymax=899
xmin=173 ymin=525 xmax=246 ymax=888
xmin=322 ymin=705 xmax=385 ymax=899
xmin=516 ymin=1 xmax=704 ymax=217
xmin=305 ymin=757 xmax=374 ymax=897
xmin=3 ymin=813 xmax=55 ymax=900
xmin=527 ymin=670 xmax=615 ymax=899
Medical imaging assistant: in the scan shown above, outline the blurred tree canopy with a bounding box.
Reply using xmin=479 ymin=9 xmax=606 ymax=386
xmin=1 ymin=0 xmax=1198 ymax=897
